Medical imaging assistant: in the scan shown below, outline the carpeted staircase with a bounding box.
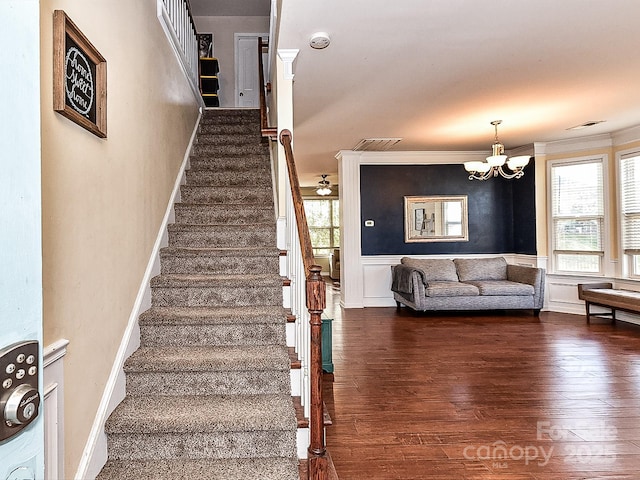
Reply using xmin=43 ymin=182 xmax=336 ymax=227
xmin=97 ymin=109 xmax=299 ymax=480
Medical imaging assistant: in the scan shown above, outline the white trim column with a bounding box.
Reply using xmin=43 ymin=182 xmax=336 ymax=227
xmin=337 ymin=151 xmax=365 ymax=308
xmin=275 ymin=48 xmax=298 ymax=249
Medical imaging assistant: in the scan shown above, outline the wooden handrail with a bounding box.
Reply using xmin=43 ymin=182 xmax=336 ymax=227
xmin=258 ymin=38 xmax=328 ymax=479
xmin=279 ymin=130 xmax=315 ymax=272
xmin=280 ymin=130 xmax=328 ymax=480
xmin=258 ymin=38 xmax=278 ymax=139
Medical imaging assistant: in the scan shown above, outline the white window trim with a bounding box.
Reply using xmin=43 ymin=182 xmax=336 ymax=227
xmin=616 ymin=147 xmax=640 ymax=279
xmin=546 ymin=154 xmax=611 ymax=276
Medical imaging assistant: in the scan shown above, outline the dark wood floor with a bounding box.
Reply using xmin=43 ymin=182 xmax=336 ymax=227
xmin=322 ymin=287 xmax=640 ymax=479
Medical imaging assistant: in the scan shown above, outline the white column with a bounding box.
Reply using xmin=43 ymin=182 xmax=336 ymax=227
xmin=275 ymin=49 xmax=299 ymax=228
xmin=337 ymin=151 xmax=365 ymax=308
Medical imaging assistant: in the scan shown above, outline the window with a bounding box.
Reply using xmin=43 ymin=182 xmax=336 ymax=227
xmin=620 ymin=153 xmax=640 ymax=276
xmin=303 ymin=198 xmax=340 ymax=256
xmin=550 ymin=159 xmax=604 ymax=273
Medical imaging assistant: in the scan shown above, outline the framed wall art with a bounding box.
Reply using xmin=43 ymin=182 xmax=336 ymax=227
xmin=53 ymin=10 xmax=107 ymax=138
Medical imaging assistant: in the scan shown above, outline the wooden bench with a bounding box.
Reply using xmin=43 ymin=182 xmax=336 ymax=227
xmin=578 ymin=282 xmax=640 ymax=324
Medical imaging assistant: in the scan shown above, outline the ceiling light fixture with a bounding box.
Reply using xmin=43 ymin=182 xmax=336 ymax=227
xmin=316 ymin=174 xmax=332 ymax=196
xmin=464 ymin=120 xmax=530 ymax=181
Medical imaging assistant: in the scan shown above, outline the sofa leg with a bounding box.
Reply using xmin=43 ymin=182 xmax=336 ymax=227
xmin=533 ymin=309 xmax=540 ymax=317
xmin=396 ymin=301 xmax=402 ymax=310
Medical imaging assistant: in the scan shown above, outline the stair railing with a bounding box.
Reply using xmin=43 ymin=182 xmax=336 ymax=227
xmin=259 ymin=38 xmax=278 ymax=139
xmin=258 ymin=38 xmax=328 ymax=480
xmin=157 ymin=0 xmax=200 ymax=102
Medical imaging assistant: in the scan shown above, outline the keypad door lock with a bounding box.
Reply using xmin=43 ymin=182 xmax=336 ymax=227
xmin=0 ymin=341 xmax=40 ymax=442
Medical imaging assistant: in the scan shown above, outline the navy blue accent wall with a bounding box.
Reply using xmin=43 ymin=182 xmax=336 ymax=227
xmin=360 ymin=162 xmax=536 ymax=256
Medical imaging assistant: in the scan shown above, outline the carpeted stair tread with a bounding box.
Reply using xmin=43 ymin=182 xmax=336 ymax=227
xmin=139 ymin=306 xmax=287 ymax=325
xmin=187 ymin=162 xmax=271 ymax=174
xmin=185 ymin=169 xmax=272 ymax=186
xmin=106 ymin=394 xmax=297 ymax=434
xmin=168 ymin=222 xmax=276 ymax=231
xmin=188 ymin=153 xmax=269 ymax=163
xmin=159 ymin=247 xmax=280 ymax=275
xmin=97 ymin=458 xmax=299 ymax=480
xmin=124 ymin=345 xmax=291 ymax=372
xmin=180 ymin=185 xmax=273 ymax=204
xmin=200 ymin=108 xmax=260 ymax=120
xmin=160 ymin=246 xmax=280 ymax=257
xmin=167 ymin=223 xmax=276 ymax=248
xmin=151 ymin=273 xmax=284 ymax=287
xmin=198 ymin=121 xmax=261 ymax=135
xmin=195 ymin=133 xmax=265 ymax=145
xmin=191 ymin=143 xmax=268 ymax=157
xmin=173 ymin=203 xmax=274 ymax=225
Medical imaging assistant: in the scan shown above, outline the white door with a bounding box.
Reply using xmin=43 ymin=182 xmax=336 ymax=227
xmin=235 ymin=34 xmax=268 ymax=107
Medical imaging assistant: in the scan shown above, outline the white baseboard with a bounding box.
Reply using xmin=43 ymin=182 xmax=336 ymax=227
xmin=74 ymin=111 xmax=201 ymax=480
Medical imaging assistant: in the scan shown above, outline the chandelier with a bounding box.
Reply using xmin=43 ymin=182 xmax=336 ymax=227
xmin=464 ymin=120 xmax=530 ymax=180
xmin=316 ymin=174 xmax=332 ymax=196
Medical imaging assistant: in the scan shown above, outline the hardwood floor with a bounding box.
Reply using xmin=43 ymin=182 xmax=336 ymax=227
xmin=322 ymin=288 xmax=640 ymax=479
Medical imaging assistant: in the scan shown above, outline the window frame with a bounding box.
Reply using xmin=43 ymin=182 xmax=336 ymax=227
xmin=617 ymin=149 xmax=640 ymax=279
xmin=547 ymin=155 xmax=609 ymax=276
xmin=303 ymin=196 xmax=340 ymax=257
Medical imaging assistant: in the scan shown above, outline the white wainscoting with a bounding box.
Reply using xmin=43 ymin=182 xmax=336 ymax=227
xmin=544 ymin=273 xmax=640 ymax=325
xmin=43 ymin=339 xmax=70 ymax=480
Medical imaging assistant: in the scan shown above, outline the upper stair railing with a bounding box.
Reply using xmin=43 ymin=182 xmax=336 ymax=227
xmin=157 ymin=0 xmax=200 ymax=103
xmin=259 ymin=39 xmax=278 ymax=139
xmin=258 ymin=38 xmax=328 ymax=480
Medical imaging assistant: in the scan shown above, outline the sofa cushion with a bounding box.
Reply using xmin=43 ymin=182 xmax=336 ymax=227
xmin=465 ymin=280 xmax=535 ymax=296
xmin=454 ymin=257 xmax=507 ymax=282
xmin=401 ymin=257 xmax=458 ymax=282
xmin=425 ymin=281 xmax=479 ymax=297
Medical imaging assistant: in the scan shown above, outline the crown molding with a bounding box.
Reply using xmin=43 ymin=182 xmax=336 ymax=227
xmin=335 ymin=149 xmax=486 ymax=165
xmin=534 ymin=134 xmax=613 ymax=156
xmin=611 ymin=124 xmax=640 ymax=146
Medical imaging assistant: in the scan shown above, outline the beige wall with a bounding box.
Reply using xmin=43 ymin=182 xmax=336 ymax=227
xmin=193 ymin=16 xmax=270 ymax=107
xmin=40 ymin=0 xmax=200 ymax=475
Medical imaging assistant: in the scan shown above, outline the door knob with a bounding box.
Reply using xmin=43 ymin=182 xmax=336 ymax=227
xmin=239 ymin=92 xmax=244 ymax=96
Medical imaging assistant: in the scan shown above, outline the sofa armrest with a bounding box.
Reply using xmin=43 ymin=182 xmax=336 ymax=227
xmin=507 ymin=264 xmax=546 ymax=308
xmin=391 ymin=264 xmax=425 ymax=294
xmin=506 ymin=264 xmax=539 ymax=285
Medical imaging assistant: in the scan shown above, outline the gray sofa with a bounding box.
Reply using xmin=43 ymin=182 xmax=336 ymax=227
xmin=391 ymin=257 xmax=545 ymax=315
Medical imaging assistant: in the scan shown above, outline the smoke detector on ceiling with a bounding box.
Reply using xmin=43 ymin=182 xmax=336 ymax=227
xmin=309 ymin=32 xmax=331 ymax=49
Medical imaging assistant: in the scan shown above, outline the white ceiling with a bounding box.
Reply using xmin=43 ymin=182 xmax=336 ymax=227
xmin=189 ymin=0 xmax=269 ymax=17
xmin=194 ymin=0 xmax=640 ymax=187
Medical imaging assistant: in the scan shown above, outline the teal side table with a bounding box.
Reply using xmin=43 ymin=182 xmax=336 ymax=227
xmin=321 ymin=315 xmax=334 ymax=373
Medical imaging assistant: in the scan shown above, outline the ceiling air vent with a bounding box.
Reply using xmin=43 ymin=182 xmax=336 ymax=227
xmin=352 ymin=138 xmax=402 ymax=151
xmin=566 ymin=120 xmax=605 ymax=131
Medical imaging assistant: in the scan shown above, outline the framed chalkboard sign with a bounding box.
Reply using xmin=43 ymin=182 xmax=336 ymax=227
xmin=53 ymin=10 xmax=107 ymax=138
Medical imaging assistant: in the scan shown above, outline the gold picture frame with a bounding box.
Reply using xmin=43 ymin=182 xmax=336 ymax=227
xmin=404 ymin=195 xmax=469 ymax=243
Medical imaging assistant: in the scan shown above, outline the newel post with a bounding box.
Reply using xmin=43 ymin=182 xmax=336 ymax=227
xmin=306 ymin=265 xmax=328 ymax=480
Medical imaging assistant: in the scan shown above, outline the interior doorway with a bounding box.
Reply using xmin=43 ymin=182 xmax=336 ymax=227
xmin=234 ymin=33 xmax=268 ymax=107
